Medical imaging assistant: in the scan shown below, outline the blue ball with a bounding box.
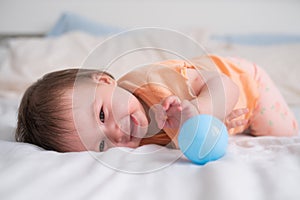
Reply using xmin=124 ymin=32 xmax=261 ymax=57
xmin=178 ymin=115 xmax=228 ymax=165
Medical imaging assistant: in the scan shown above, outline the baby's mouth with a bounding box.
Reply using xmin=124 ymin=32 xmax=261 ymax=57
xmin=129 ymin=113 xmax=148 ymax=140
xmin=130 ymin=115 xmax=138 ymax=139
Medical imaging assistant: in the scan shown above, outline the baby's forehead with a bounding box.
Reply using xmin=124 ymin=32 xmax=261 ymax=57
xmin=71 ymin=82 xmax=99 ymax=103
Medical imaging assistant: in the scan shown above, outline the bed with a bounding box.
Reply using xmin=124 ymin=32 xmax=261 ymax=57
xmin=1 ymin=1 xmax=300 ymax=200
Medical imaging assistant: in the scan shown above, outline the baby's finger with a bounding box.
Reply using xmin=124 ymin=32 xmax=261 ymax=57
xmin=227 ymin=108 xmax=249 ymax=121
xmin=162 ymin=96 xmax=182 ymax=110
xmin=156 ymin=115 xmax=166 ymax=129
xmin=226 ymin=119 xmax=248 ymax=129
xmin=152 ymin=104 xmax=167 ymax=129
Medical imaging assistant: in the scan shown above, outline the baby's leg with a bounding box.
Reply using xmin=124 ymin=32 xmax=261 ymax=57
xmin=249 ymin=65 xmax=298 ymax=136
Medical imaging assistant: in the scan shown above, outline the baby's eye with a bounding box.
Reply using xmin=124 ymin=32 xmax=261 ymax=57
xmin=99 ymin=107 xmax=105 ymax=123
xmin=99 ymin=140 xmax=105 ymax=152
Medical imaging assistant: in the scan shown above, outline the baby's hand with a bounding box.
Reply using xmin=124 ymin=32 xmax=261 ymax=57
xmin=225 ymin=108 xmax=249 ymax=129
xmin=155 ymin=96 xmax=199 ymax=130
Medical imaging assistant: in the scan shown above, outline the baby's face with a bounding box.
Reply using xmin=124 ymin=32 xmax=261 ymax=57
xmin=70 ymin=75 xmax=149 ymax=152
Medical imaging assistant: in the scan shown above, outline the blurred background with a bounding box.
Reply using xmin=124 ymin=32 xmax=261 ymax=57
xmin=0 ymin=0 xmax=300 ymax=36
xmin=0 ymin=0 xmax=299 ymax=106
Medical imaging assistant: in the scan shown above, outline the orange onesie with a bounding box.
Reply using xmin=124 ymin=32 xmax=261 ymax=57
xmin=118 ymin=55 xmax=298 ymax=147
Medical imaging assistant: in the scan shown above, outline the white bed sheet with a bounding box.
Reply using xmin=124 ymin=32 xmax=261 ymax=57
xmin=0 ymin=30 xmax=300 ymax=200
xmin=1 ymin=135 xmax=300 ymax=200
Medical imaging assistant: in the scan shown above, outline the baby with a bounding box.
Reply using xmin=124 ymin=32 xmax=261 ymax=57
xmin=15 ymin=55 xmax=299 ymax=152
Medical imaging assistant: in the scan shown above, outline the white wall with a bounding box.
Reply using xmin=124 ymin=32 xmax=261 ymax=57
xmin=0 ymin=0 xmax=300 ymax=35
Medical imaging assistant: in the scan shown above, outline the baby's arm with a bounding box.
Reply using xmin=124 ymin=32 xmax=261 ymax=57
xmin=155 ymin=69 xmax=247 ymax=131
xmin=156 ymin=95 xmax=248 ymax=131
xmin=189 ymin=70 xmax=240 ymax=121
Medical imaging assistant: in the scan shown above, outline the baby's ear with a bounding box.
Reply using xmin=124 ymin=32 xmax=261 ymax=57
xmin=92 ymin=73 xmax=116 ymax=85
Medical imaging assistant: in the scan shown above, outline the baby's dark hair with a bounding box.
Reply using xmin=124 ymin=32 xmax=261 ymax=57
xmin=15 ymin=68 xmax=114 ymax=152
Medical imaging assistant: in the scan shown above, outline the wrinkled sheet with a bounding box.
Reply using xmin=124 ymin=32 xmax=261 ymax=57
xmin=1 ymin=130 xmax=300 ymax=200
